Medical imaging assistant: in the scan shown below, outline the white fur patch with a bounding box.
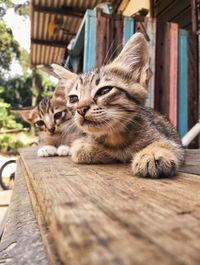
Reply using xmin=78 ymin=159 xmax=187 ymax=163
xmin=56 ymin=145 xmax=71 ymax=156
xmin=37 ymin=145 xmax=57 ymax=157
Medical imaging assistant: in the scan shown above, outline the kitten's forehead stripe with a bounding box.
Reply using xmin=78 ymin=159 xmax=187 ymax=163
xmin=95 ymin=78 xmax=100 ymax=85
xmin=79 ymin=76 xmax=83 ymax=84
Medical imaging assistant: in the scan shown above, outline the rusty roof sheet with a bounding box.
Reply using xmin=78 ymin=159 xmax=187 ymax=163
xmin=30 ymin=0 xmax=122 ymax=67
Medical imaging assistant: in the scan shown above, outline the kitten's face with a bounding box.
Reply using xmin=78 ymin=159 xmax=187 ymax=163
xmin=66 ymin=33 xmax=150 ymax=136
xmin=31 ymin=96 xmax=72 ymax=135
xmin=14 ymin=87 xmax=72 ymax=135
xmin=67 ymin=70 xmax=141 ymax=135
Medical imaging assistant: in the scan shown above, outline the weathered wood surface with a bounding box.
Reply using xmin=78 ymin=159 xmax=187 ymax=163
xmin=179 ymin=149 xmax=200 ymax=175
xmin=0 ymin=160 xmax=50 ymax=265
xmin=19 ymin=147 xmax=200 ymax=265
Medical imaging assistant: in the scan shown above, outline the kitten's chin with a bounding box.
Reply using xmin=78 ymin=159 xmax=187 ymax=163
xmin=76 ymin=117 xmax=109 ymax=136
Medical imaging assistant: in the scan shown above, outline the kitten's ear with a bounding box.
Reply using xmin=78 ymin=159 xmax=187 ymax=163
xmin=11 ymin=107 xmax=37 ymax=124
xmin=51 ymin=64 xmax=77 ymax=80
xmin=52 ymin=86 xmax=66 ymax=104
xmin=109 ymin=33 xmax=150 ymax=87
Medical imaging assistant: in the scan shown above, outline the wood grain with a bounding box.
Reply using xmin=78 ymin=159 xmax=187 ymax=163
xmin=95 ymin=10 xmax=123 ymax=68
xmin=19 ymin=147 xmax=200 ymax=265
xmin=0 ymin=160 xmax=50 ymax=265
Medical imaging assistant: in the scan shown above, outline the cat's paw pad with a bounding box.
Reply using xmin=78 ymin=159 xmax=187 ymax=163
xmin=57 ymin=145 xmax=71 ymax=156
xmin=132 ymin=149 xmax=178 ymax=178
xmin=37 ymin=145 xmax=57 ymax=157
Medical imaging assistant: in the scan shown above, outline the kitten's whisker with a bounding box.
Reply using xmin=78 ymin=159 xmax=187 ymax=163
xmin=103 ymin=39 xmax=116 ymax=66
xmin=104 ymin=42 xmax=123 ymax=65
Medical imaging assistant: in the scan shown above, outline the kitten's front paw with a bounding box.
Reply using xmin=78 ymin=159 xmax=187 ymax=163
xmin=71 ymin=139 xmax=92 ymax=163
xmin=132 ymin=149 xmax=178 ymax=178
xmin=37 ymin=145 xmax=57 ymax=157
xmin=57 ymin=145 xmax=71 ymax=156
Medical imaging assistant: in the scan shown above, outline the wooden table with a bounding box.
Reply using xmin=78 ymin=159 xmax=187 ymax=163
xmin=0 ymin=147 xmax=200 ymax=265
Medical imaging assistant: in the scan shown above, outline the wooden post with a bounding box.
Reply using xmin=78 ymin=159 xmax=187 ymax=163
xmin=95 ymin=10 xmax=123 ymax=68
xmin=83 ymin=10 xmax=96 ymax=72
xmin=169 ymin=23 xmax=178 ymax=128
xmin=178 ymin=29 xmax=188 ymax=137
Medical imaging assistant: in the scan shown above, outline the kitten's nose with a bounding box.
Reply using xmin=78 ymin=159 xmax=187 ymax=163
xmin=77 ymin=105 xmax=90 ymax=116
xmin=48 ymin=127 xmax=55 ymax=133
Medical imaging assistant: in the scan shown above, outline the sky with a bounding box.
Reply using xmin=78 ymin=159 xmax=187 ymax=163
xmin=3 ymin=0 xmax=57 ymax=82
xmin=3 ymin=0 xmax=30 ymax=76
xmin=4 ymin=0 xmax=30 ymax=51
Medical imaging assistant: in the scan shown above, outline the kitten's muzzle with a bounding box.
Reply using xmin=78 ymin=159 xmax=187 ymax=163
xmin=48 ymin=127 xmax=56 ymax=134
xmin=77 ymin=105 xmax=90 ymax=117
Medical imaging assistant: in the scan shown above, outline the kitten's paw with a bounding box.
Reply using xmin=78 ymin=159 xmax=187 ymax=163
xmin=71 ymin=139 xmax=111 ymax=164
xmin=71 ymin=139 xmax=92 ymax=163
xmin=57 ymin=145 xmax=71 ymax=156
xmin=132 ymin=149 xmax=178 ymax=178
xmin=37 ymin=145 xmax=57 ymax=157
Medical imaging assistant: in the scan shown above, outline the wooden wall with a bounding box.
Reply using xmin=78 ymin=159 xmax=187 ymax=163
xmin=66 ymin=10 xmax=198 ymax=146
xmin=94 ymin=12 xmax=198 ymax=142
xmin=153 ymin=0 xmax=192 ymax=30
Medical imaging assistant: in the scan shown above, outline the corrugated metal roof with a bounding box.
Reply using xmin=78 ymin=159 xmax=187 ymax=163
xmin=30 ymin=0 xmax=122 ymax=67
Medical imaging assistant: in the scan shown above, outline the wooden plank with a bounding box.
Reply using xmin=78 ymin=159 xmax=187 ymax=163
xmin=155 ymin=21 xmax=170 ymax=117
xmin=95 ymin=9 xmax=108 ymax=68
xmin=154 ymin=0 xmax=176 ymax=16
xmin=178 ymin=29 xmax=188 ymax=137
xmin=169 ymin=23 xmax=178 ymax=128
xmin=113 ymin=14 xmax=123 ymax=59
xmin=19 ymin=147 xmax=200 ymax=265
xmin=83 ymin=10 xmax=96 ymax=72
xmin=123 ymin=16 xmax=135 ymax=44
xmin=0 ymin=160 xmax=50 ymax=265
xmin=158 ymin=0 xmax=190 ymax=21
xmin=187 ymin=31 xmax=198 ymax=147
xmin=179 ymin=149 xmax=200 ymax=175
xmin=96 ymin=11 xmax=123 ymax=68
xmin=191 ymin=0 xmax=197 ymax=33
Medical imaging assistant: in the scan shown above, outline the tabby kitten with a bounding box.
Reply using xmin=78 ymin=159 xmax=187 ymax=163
xmin=13 ymin=80 xmax=80 ymax=157
xmin=56 ymin=33 xmax=184 ymax=178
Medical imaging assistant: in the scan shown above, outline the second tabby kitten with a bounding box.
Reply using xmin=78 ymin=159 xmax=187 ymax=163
xmin=55 ymin=33 xmax=184 ymax=178
xmin=13 ymin=80 xmax=80 ymax=157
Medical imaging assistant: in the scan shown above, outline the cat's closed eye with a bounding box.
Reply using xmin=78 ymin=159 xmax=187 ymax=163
xmin=35 ymin=120 xmax=45 ymax=127
xmin=95 ymin=86 xmax=113 ymax=97
xmin=69 ymin=95 xmax=79 ymax=103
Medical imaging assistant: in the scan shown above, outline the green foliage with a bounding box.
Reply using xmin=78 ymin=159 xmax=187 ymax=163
xmin=0 ymin=20 xmax=21 ymax=75
xmin=19 ymin=47 xmax=30 ymax=72
xmin=0 ymin=69 xmax=54 ymax=108
xmin=0 ymin=99 xmax=22 ymax=130
xmin=0 ymin=75 xmax=32 ymax=107
xmin=0 ymin=0 xmax=14 ymax=8
xmin=0 ymin=133 xmax=24 ymax=155
xmin=0 ymin=99 xmax=25 ymax=155
xmin=14 ymin=1 xmax=29 ymax=17
xmin=34 ymin=70 xmax=55 ymax=101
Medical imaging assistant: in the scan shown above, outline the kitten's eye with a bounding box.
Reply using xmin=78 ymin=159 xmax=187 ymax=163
xmin=54 ymin=111 xmax=63 ymax=120
xmin=69 ymin=95 xmax=78 ymax=103
xmin=95 ymin=86 xmax=113 ymax=97
xmin=35 ymin=120 xmax=45 ymax=127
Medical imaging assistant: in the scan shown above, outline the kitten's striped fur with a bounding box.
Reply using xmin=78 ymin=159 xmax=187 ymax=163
xmin=55 ymin=33 xmax=184 ymax=178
